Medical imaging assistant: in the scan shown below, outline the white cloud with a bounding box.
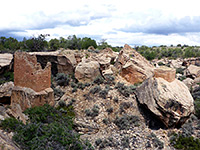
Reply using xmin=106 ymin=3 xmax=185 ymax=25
xmin=1 ymin=0 xmax=200 ymax=46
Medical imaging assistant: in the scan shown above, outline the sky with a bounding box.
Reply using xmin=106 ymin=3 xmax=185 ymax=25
xmin=1 ymin=0 xmax=200 ymax=46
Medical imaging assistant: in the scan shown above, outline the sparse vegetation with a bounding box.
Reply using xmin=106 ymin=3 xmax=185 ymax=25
xmin=170 ymin=133 xmax=200 ymax=150
xmin=113 ymin=115 xmax=140 ymax=130
xmin=0 ymin=71 xmax=14 ymax=85
xmin=55 ymin=73 xmax=70 ymax=86
xmin=85 ymin=105 xmax=100 ymax=118
xmin=0 ymin=104 xmax=94 ymax=150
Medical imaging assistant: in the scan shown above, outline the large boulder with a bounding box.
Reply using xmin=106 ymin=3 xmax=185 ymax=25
xmin=184 ymin=64 xmax=200 ymax=79
xmin=154 ymin=66 xmax=176 ymax=82
xmin=75 ymin=59 xmax=101 ymax=83
xmin=0 ymin=53 xmax=13 ymax=75
xmin=136 ymin=77 xmax=194 ymax=128
xmin=116 ymin=44 xmax=154 ymax=84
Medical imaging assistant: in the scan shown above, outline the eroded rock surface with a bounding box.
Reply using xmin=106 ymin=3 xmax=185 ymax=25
xmin=116 ymin=44 xmax=154 ymax=84
xmin=75 ymin=59 xmax=101 ymax=83
xmin=154 ymin=66 xmax=176 ymax=82
xmin=136 ymin=77 xmax=194 ymax=128
xmin=11 ymin=86 xmax=54 ymax=112
xmin=184 ymin=64 xmax=200 ymax=79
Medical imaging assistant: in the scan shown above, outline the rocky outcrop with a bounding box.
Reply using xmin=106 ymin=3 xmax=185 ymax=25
xmin=14 ymin=52 xmax=51 ymax=92
xmin=184 ymin=64 xmax=200 ymax=79
xmin=11 ymin=86 xmax=54 ymax=112
xmin=182 ymin=57 xmax=200 ymax=67
xmin=116 ymin=44 xmax=154 ymax=84
xmin=0 ymin=82 xmax=14 ymax=104
xmin=136 ymin=77 xmax=194 ymax=128
xmin=0 ymin=53 xmax=13 ymax=74
xmin=154 ymin=66 xmax=176 ymax=82
xmin=75 ymin=59 xmax=101 ymax=83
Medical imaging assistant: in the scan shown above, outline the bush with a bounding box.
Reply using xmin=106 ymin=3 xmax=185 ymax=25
xmin=0 ymin=104 xmax=94 ymax=150
xmin=93 ymin=76 xmax=104 ymax=85
xmin=121 ymin=136 xmax=130 ymax=148
xmin=113 ymin=115 xmax=140 ymax=130
xmin=85 ymin=105 xmax=100 ymax=118
xmin=55 ymin=73 xmax=70 ymax=86
xmin=170 ymin=133 xmax=200 ymax=150
xmin=0 ymin=117 xmax=23 ymax=132
xmin=89 ymin=85 xmax=101 ymax=94
xmin=176 ymin=67 xmax=185 ymax=75
xmin=115 ymin=82 xmax=136 ymax=97
xmin=194 ymin=98 xmax=200 ymax=119
xmin=99 ymin=89 xmax=109 ymax=99
xmin=53 ymin=88 xmax=64 ymax=97
xmin=147 ymin=133 xmax=164 ymax=149
xmin=0 ymin=72 xmax=14 ymax=85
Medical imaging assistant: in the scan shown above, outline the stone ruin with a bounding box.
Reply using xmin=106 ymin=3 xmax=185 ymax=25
xmin=11 ymin=52 xmax=54 ymax=121
xmin=14 ymin=52 xmax=51 ymax=92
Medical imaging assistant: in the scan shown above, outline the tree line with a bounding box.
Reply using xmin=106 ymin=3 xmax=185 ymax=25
xmin=0 ymin=34 xmax=120 ymax=53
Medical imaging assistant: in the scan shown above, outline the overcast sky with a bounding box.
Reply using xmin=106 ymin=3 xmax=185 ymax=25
xmin=1 ymin=0 xmax=200 ymax=46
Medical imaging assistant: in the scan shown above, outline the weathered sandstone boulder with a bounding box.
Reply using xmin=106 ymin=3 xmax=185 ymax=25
xmin=136 ymin=77 xmax=194 ymax=128
xmin=0 ymin=53 xmax=13 ymax=74
xmin=91 ymin=47 xmax=118 ymax=71
xmin=184 ymin=64 xmax=200 ymax=79
xmin=14 ymin=52 xmax=51 ymax=92
xmin=11 ymin=86 xmax=54 ymax=112
xmin=183 ymin=57 xmax=200 ymax=67
xmin=183 ymin=78 xmax=194 ymax=89
xmin=117 ymin=44 xmax=154 ymax=84
xmin=154 ymin=66 xmax=176 ymax=82
xmin=0 ymin=81 xmax=14 ymax=104
xmin=75 ymin=59 xmax=101 ymax=83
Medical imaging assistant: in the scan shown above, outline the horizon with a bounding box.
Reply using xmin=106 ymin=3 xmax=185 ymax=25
xmin=1 ymin=0 xmax=200 ymax=47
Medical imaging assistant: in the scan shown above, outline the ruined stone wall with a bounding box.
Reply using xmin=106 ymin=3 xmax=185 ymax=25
xmin=14 ymin=52 xmax=51 ymax=92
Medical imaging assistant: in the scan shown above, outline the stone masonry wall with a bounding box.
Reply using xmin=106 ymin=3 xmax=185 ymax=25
xmin=14 ymin=52 xmax=51 ymax=92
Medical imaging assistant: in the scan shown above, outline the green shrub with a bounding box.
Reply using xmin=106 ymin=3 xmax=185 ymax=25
xmin=121 ymin=136 xmax=130 ymax=148
xmin=147 ymin=133 xmax=164 ymax=149
xmin=170 ymin=134 xmax=200 ymax=150
xmin=0 ymin=104 xmax=93 ymax=150
xmin=104 ymin=75 xmax=115 ymax=85
xmin=53 ymin=88 xmax=64 ymax=97
xmin=55 ymin=73 xmax=70 ymax=86
xmin=89 ymin=85 xmax=101 ymax=94
xmin=113 ymin=115 xmax=140 ymax=130
xmin=0 ymin=72 xmax=14 ymax=85
xmin=99 ymin=89 xmax=109 ymax=99
xmin=85 ymin=105 xmax=100 ymax=118
xmin=176 ymin=67 xmax=185 ymax=75
xmin=115 ymin=82 xmax=136 ymax=97
xmin=194 ymin=98 xmax=200 ymax=119
xmin=0 ymin=117 xmax=23 ymax=132
xmin=93 ymin=76 xmax=104 ymax=85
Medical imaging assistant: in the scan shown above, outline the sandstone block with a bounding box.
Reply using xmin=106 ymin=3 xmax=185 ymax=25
xmin=154 ymin=66 xmax=176 ymax=82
